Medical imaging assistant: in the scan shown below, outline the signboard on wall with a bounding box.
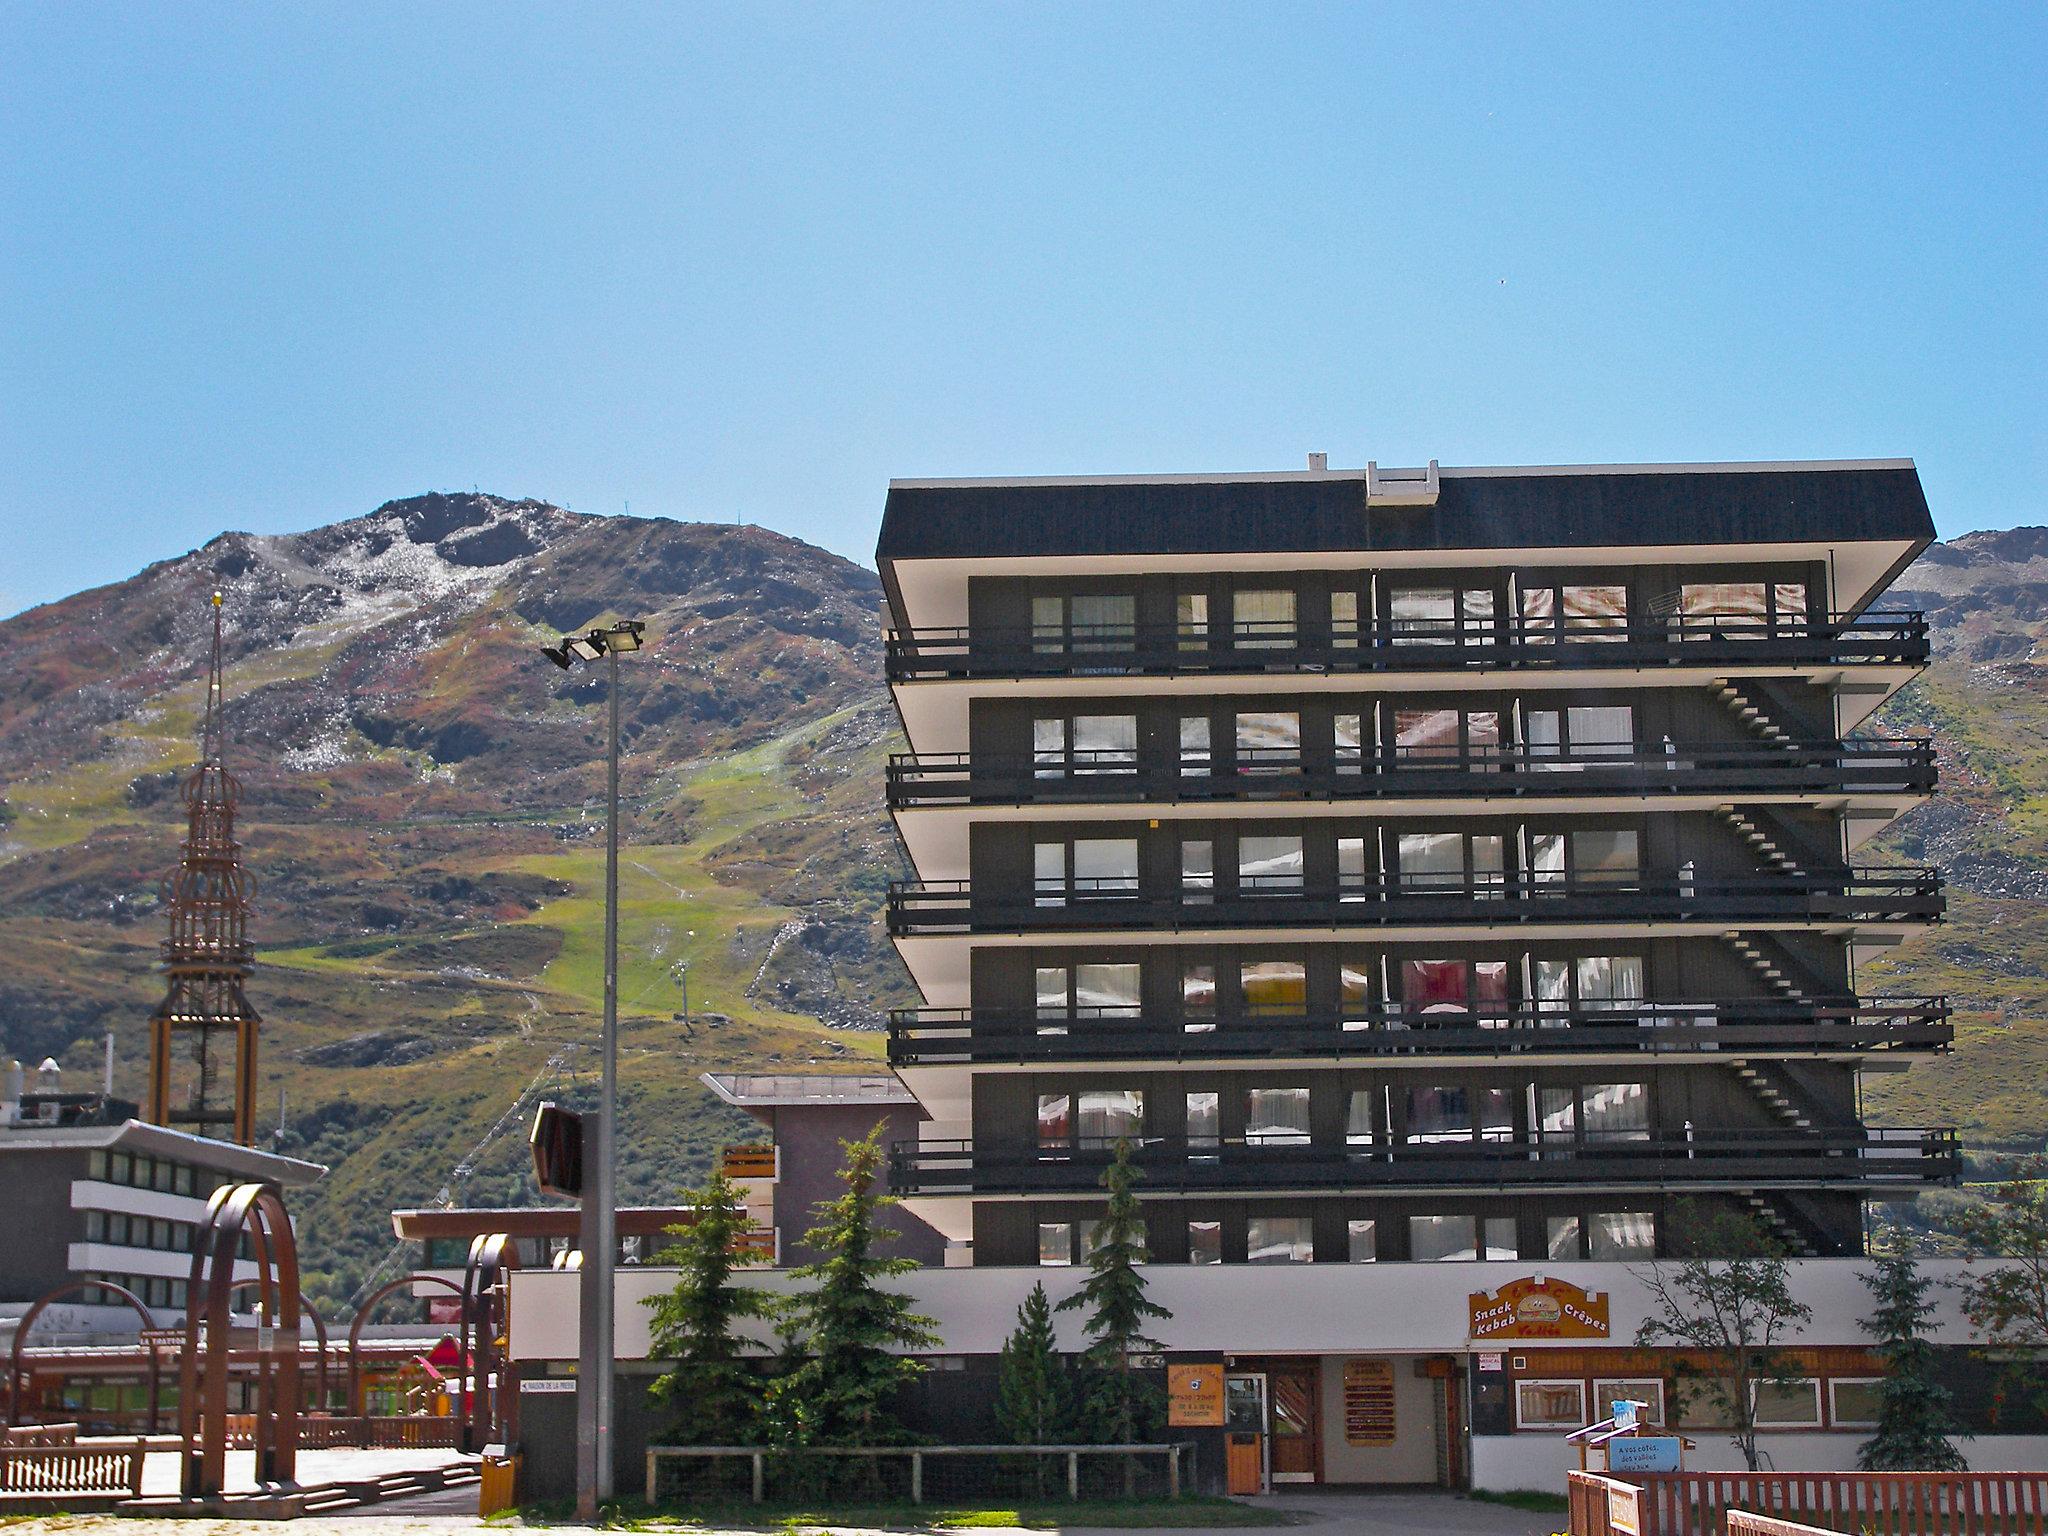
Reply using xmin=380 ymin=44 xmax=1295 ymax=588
xmin=1608 ymin=1437 xmax=1683 ymax=1474
xmin=1342 ymin=1358 xmax=1396 ymax=1446
xmin=1467 ymin=1276 xmax=1610 ymax=1341
xmin=1608 ymin=1483 xmax=1642 ymax=1536
xmin=1167 ymin=1363 xmax=1226 ymax=1426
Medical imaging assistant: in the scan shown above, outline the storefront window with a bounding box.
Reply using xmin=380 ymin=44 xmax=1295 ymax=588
xmin=1516 ymin=1380 xmax=1587 ymax=1429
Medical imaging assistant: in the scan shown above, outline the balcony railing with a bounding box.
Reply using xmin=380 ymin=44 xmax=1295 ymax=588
xmin=885 ymin=611 xmax=1929 ymax=683
xmin=886 ymin=738 xmax=1936 ymax=810
xmin=886 ymin=996 xmax=1953 ymax=1067
xmin=886 ymin=868 xmax=1946 ymax=937
xmin=720 ymin=1144 xmax=779 ymax=1181
xmin=888 ymin=1127 xmax=1961 ymax=1197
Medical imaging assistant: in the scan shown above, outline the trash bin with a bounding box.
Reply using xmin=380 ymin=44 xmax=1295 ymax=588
xmin=479 ymin=1444 xmax=520 ymax=1516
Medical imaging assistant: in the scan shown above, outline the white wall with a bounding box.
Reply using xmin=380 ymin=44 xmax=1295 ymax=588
xmin=1470 ymin=1434 xmax=2048 ymax=1493
xmin=509 ymin=1258 xmax=2003 ymax=1363
xmin=1318 ymin=1355 xmax=1438 ymax=1485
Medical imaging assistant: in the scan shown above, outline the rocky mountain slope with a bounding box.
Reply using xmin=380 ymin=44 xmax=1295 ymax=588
xmin=2 ymin=502 xmax=2044 ymax=1297
xmin=0 ymin=493 xmax=908 ymax=1306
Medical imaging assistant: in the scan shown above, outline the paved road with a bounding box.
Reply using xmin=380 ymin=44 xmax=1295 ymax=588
xmin=2 ymin=1488 xmax=1564 ymax=1535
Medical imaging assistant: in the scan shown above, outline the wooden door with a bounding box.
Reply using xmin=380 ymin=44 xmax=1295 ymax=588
xmin=1268 ymin=1361 xmax=1322 ymax=1483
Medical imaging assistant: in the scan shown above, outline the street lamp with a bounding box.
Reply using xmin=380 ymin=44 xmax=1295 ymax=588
xmin=539 ymin=618 xmax=644 ymax=1519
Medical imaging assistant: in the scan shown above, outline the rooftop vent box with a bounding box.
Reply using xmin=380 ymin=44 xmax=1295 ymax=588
xmin=1366 ymin=460 xmax=1440 ymax=507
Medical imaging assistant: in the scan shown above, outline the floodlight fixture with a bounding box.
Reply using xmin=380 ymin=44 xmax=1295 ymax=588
xmin=540 ymin=644 xmax=574 ymax=671
xmin=604 ymin=621 xmax=644 ymax=653
xmin=567 ymin=634 xmax=606 ymax=663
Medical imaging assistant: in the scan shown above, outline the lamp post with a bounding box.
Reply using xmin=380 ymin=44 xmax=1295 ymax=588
xmin=540 ymin=618 xmax=644 ymax=1520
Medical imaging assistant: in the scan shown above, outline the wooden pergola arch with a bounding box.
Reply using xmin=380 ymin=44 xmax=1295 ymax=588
xmin=5 ymin=1280 xmax=158 ymax=1429
xmin=344 ymin=1272 xmax=466 ymax=1416
xmin=460 ymin=1232 xmax=520 ymax=1453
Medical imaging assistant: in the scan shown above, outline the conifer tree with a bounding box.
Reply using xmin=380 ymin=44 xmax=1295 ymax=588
xmin=642 ymin=1162 xmax=777 ymax=1445
xmin=997 ymin=1282 xmax=1072 ymax=1493
xmin=1858 ymin=1250 xmax=1968 ymax=1470
xmin=1057 ymin=1137 xmax=1171 ymax=1463
xmin=768 ymin=1125 xmax=940 ymax=1448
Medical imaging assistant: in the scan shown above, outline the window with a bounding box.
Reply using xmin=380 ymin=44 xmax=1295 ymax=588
xmin=1752 ymin=1379 xmax=1822 ymax=1427
xmin=1581 ymin=1083 xmax=1650 ymax=1142
xmin=1395 ymin=707 xmax=1461 ymax=761
xmin=1238 ymin=835 xmax=1304 ymax=893
xmin=1245 ymin=1086 xmax=1311 ymax=1145
xmin=1233 ymin=589 xmax=1296 ymax=649
xmin=1034 ymin=842 xmax=1065 ymax=906
xmin=1522 ymin=583 xmax=1628 ymax=640
xmin=1331 ymin=589 xmax=1360 ymax=648
xmin=1538 ymin=1087 xmax=1576 ymax=1138
xmin=1247 ymin=1215 xmax=1313 ymax=1263
xmin=1187 ymin=1220 xmax=1223 ymax=1264
xmin=1347 ymin=1218 xmax=1378 ymax=1262
xmin=1546 ymin=1215 xmax=1582 ymax=1259
xmin=1241 ymin=959 xmax=1307 ymax=1015
xmin=1516 ymin=1379 xmax=1587 ymax=1430
xmin=1525 ymin=706 xmax=1635 ymax=767
xmin=1185 ymin=1091 xmax=1220 ymax=1147
xmin=1533 ymin=955 xmax=1645 ymax=1013
xmin=1182 ymin=962 xmax=1217 ymax=1030
xmin=1077 ymin=1089 xmax=1145 ymax=1146
xmin=1031 ymin=836 xmax=1139 ymax=903
xmin=1079 ymin=1217 xmax=1144 ymax=1259
xmin=1178 ymin=591 xmax=1210 ymax=651
xmin=1400 ymin=958 xmax=1509 ymax=1018
xmin=1181 ymin=840 xmax=1215 ymax=905
xmin=1338 ymin=837 xmax=1370 ymax=899
xmin=1339 ymin=956 xmax=1374 ymax=1026
xmin=1036 ymin=967 xmax=1070 ymax=1033
xmin=1530 ymin=828 xmax=1640 ymax=887
xmin=1034 ymin=593 xmax=1135 ymax=653
xmin=1345 ymin=1090 xmax=1378 ymax=1148
xmin=1830 ymin=1379 xmax=1883 ymax=1428
xmin=1038 ymin=1223 xmax=1073 ymax=1266
xmin=1037 ymin=1094 xmax=1071 ymax=1144
xmin=1478 ymin=1088 xmax=1516 ymax=1144
xmin=1072 ymin=715 xmax=1138 ymax=773
xmin=1589 ymin=1211 xmax=1654 ymax=1257
xmin=1390 ymin=588 xmax=1456 ymax=645
xmin=1409 ymin=1214 xmax=1478 ymax=1262
xmin=1483 ymin=1217 xmax=1517 ymax=1259
xmin=1075 ymin=963 xmax=1141 ymax=1018
xmin=1236 ymin=711 xmax=1300 ymax=773
xmin=1398 ymin=832 xmax=1464 ymax=889
xmin=1180 ymin=716 xmax=1211 ymax=776
xmin=1593 ymin=1380 xmax=1666 ymax=1427
xmin=1406 ymin=1086 xmax=1471 ymax=1144
xmin=1033 ymin=718 xmax=1066 ymax=777
xmin=1334 ymin=712 xmax=1364 ymax=772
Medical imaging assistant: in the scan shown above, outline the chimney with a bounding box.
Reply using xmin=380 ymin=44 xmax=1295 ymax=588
xmin=37 ymin=1056 xmax=62 ymax=1094
xmin=2 ymin=1057 xmax=21 ymax=1126
xmin=1306 ymin=452 xmax=1328 ymax=472
xmin=104 ymin=1031 xmax=115 ymax=1096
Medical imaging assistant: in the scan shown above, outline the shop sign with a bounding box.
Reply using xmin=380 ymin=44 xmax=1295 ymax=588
xmin=1608 ymin=1483 xmax=1642 ymax=1536
xmin=1608 ymin=1437 xmax=1683 ymax=1474
xmin=520 ymin=1378 xmax=577 ymax=1394
xmin=1466 ymin=1275 xmax=1609 ymax=1341
xmin=1167 ymin=1363 xmax=1226 ymax=1426
xmin=1476 ymin=1352 xmax=1504 ymax=1373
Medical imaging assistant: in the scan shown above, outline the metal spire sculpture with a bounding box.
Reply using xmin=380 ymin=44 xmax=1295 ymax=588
xmin=147 ymin=592 xmax=261 ymax=1144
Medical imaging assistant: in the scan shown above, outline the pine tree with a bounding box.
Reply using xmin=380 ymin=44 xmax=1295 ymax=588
xmin=768 ymin=1125 xmax=940 ymax=1450
xmin=1057 ymin=1137 xmax=1171 ymax=1478
xmin=1858 ymin=1250 xmax=1968 ymax=1470
xmin=997 ymin=1282 xmax=1072 ymax=1494
xmin=642 ymin=1162 xmax=777 ymax=1446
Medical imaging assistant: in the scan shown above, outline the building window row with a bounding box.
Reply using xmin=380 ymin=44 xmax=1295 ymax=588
xmin=81 ymin=1273 xmax=189 ymax=1311
xmin=1515 ymin=1374 xmax=1873 ymax=1432
xmin=83 ymin=1209 xmax=200 ymax=1253
xmin=1034 ymin=1208 xmax=1655 ymax=1267
xmin=85 ymin=1149 xmax=231 ymax=1200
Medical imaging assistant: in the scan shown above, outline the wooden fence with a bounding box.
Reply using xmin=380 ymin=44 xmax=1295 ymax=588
xmin=647 ymin=1443 xmax=1194 ymax=1507
xmin=0 ymin=1440 xmax=146 ymax=1496
xmin=0 ymin=1424 xmax=78 ymax=1447
xmin=1727 ymin=1515 xmax=1833 ymax=1536
xmin=1571 ymin=1469 xmax=2048 ymax=1536
xmin=224 ymin=1414 xmax=463 ymax=1450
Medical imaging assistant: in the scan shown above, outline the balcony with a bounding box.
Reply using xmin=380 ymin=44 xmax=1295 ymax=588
xmin=886 ymin=868 xmax=1946 ymax=938
xmin=885 ymin=611 xmax=1929 ymax=684
xmin=720 ymin=1144 xmax=780 ymax=1181
xmin=886 ymin=996 xmax=1953 ymax=1067
xmin=888 ymin=1127 xmax=1961 ymax=1198
xmin=886 ymin=739 xmax=1936 ymax=811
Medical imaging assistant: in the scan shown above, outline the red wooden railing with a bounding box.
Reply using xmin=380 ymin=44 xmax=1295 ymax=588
xmin=1572 ymin=1470 xmax=2048 ymax=1536
xmin=0 ymin=1440 xmax=146 ymax=1496
xmin=223 ymin=1413 xmax=462 ymax=1450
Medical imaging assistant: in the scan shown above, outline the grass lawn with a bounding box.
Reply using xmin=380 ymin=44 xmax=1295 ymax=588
xmin=1466 ymin=1489 xmax=1570 ymax=1514
xmin=502 ymin=1495 xmax=1291 ymax=1530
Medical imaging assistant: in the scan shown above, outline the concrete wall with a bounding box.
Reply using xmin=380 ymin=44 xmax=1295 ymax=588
xmin=0 ymin=1148 xmax=87 ymax=1304
xmin=768 ymin=1102 xmax=945 ymax=1267
xmin=1317 ymin=1354 xmax=1438 ymax=1485
xmin=1469 ymin=1434 xmax=2048 ymax=1493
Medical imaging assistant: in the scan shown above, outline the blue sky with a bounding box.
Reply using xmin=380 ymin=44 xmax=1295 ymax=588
xmin=2 ymin=3 xmax=2042 ymax=618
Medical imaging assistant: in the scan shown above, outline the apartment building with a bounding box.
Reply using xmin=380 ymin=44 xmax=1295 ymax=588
xmin=874 ymin=459 xmax=1954 ymax=1273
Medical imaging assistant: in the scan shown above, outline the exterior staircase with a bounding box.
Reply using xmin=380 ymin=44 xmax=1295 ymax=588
xmin=1711 ymin=678 xmax=1799 ymax=748
xmin=1721 ymin=931 xmax=1814 ymax=1004
xmin=1741 ymin=1192 xmax=1822 ymax=1258
xmin=1734 ymin=1061 xmax=1814 ymax=1129
xmin=1716 ymin=806 xmax=1807 ymax=876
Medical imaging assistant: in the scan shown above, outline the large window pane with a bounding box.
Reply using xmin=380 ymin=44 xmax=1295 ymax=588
xmin=1395 ymin=709 xmax=1461 ymax=762
xmin=1073 ymin=715 xmax=1138 ymax=772
xmin=1074 ymin=838 xmax=1139 ymax=895
xmin=1182 ymin=963 xmax=1217 ymax=1030
xmin=1478 ymin=1087 xmax=1515 ymax=1143
xmin=1472 ymin=835 xmax=1505 ymax=898
xmin=1334 ymin=713 xmax=1363 ymax=773
xmin=1187 ymin=1219 xmax=1223 ymax=1264
xmin=1398 ymin=832 xmax=1465 ymax=889
xmin=1581 ymin=1082 xmax=1649 ymax=1141
xmin=1038 ymin=1222 xmax=1073 ymax=1266
xmin=1236 ymin=711 xmax=1301 ymax=773
xmin=1076 ymin=963 xmax=1141 ymax=1016
xmin=1517 ymin=1380 xmax=1586 ymax=1427
xmin=1546 ymin=1215 xmax=1583 ymax=1259
xmin=1234 ymin=589 xmax=1296 ymax=649
xmin=1331 ymin=590 xmax=1360 ymax=648
xmin=1403 ymin=959 xmax=1470 ymax=1014
xmin=1539 ymin=1087 xmax=1577 ymax=1137
xmin=1247 ymin=1215 xmax=1313 ymax=1263
xmin=1680 ymin=582 xmax=1767 ymax=637
xmin=1483 ymin=1217 xmax=1517 ymax=1259
xmin=1535 ymin=959 xmax=1571 ymax=1014
xmin=1186 ymin=1091 xmax=1221 ymax=1146
xmin=1034 ymin=841 xmax=1065 ymax=905
xmin=1590 ymin=1211 xmax=1655 ymax=1258
xmin=1239 ymin=835 xmax=1304 ymax=892
xmin=1033 ymin=718 xmax=1067 ymax=777
xmin=1346 ymin=1090 xmax=1377 ymax=1147
xmin=1391 ymin=588 xmax=1455 ymax=645
xmin=1177 ymin=592 xmax=1209 ymax=651
xmin=1036 ymin=1094 xmax=1071 ymax=1144
xmin=1564 ymin=585 xmax=1628 ymax=638
xmin=1070 ymin=594 xmax=1135 ymax=651
xmin=1242 ymin=959 xmax=1307 ymax=1015
xmin=1526 ymin=709 xmax=1562 ymax=768
xmin=1339 ymin=957 xmax=1374 ymax=1015
xmin=1406 ymin=1085 xmax=1471 ymax=1143
xmin=1181 ymin=840 xmax=1215 ymax=905
xmin=1078 ymin=1089 xmax=1145 ymax=1145
xmin=1577 ymin=956 xmax=1645 ymax=1008
xmin=1576 ymin=829 xmax=1639 ymax=884
xmin=1569 ymin=706 xmax=1634 ymax=758
xmin=1036 ymin=967 xmax=1070 ymax=1033
xmin=1347 ymin=1218 xmax=1378 ymax=1262
xmin=1410 ymin=1213 xmax=1478 ymax=1261
xmin=1245 ymin=1087 xmax=1312 ymax=1144
xmin=1180 ymin=716 xmax=1211 ymax=775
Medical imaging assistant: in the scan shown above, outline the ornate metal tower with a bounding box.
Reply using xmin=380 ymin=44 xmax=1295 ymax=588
xmin=147 ymin=592 xmax=260 ymax=1144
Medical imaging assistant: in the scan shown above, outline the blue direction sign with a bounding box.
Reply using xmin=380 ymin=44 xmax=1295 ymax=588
xmin=1607 ymin=1437 xmax=1683 ymax=1474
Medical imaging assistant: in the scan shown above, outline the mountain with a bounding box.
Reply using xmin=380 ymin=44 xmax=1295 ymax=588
xmin=0 ymin=493 xmax=908 ymax=1307
xmin=3 ymin=502 xmax=2045 ymax=1298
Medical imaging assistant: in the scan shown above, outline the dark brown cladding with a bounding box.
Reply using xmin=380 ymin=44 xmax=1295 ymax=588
xmin=877 ymin=465 xmax=1934 ymax=571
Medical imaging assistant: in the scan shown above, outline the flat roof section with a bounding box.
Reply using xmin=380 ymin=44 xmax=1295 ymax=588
xmin=0 ymin=1119 xmax=326 ymax=1186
